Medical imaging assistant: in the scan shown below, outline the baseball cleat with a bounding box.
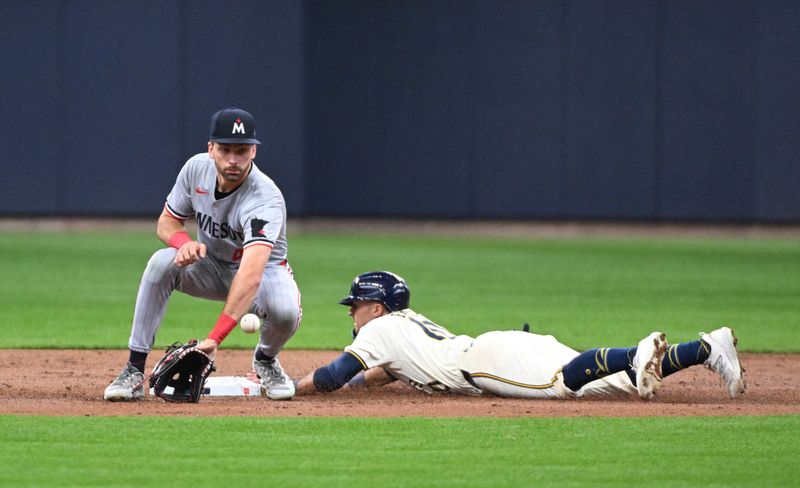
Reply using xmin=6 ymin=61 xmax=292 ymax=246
xmin=253 ymin=356 xmax=295 ymax=400
xmin=632 ymin=332 xmax=667 ymax=400
xmin=700 ymin=327 xmax=746 ymax=398
xmin=103 ymin=362 xmax=145 ymax=401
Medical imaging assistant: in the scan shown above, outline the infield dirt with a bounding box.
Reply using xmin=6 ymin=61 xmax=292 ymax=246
xmin=1 ymin=349 xmax=797 ymax=417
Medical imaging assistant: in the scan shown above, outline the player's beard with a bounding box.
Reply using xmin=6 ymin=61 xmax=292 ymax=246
xmin=222 ymin=167 xmax=244 ymax=181
xmin=219 ymin=161 xmax=251 ymax=184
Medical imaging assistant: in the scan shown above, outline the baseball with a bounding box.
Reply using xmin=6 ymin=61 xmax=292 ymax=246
xmin=239 ymin=314 xmax=261 ymax=334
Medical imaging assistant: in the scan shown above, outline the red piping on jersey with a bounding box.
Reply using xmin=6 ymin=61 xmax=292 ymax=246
xmin=243 ymin=241 xmax=274 ymax=251
xmin=163 ymin=204 xmax=188 ymax=221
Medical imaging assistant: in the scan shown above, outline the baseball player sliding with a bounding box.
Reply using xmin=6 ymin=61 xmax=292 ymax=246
xmin=104 ymin=107 xmax=302 ymax=402
xmin=294 ymin=271 xmax=746 ymax=400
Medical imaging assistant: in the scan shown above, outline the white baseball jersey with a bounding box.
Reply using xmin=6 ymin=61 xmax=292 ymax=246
xmin=344 ymin=309 xmax=636 ymax=399
xmin=345 ymin=309 xmax=480 ymax=395
xmin=163 ymin=153 xmax=288 ymax=267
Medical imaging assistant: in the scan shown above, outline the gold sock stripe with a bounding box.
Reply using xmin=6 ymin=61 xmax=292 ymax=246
xmin=698 ymin=339 xmax=711 ymax=360
xmin=469 ymin=372 xmax=555 ymax=390
xmin=594 ymin=348 xmax=610 ymax=374
xmin=667 ymin=345 xmax=683 ymax=370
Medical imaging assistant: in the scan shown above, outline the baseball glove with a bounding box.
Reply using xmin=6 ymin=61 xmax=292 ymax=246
xmin=149 ymin=340 xmax=215 ymax=403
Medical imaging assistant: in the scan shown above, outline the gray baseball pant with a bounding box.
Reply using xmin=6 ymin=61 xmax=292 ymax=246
xmin=127 ymin=248 xmax=301 ymax=357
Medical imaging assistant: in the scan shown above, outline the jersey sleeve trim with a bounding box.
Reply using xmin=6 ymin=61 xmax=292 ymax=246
xmin=164 ymin=203 xmax=190 ymax=221
xmin=345 ymin=350 xmax=368 ymax=370
xmin=243 ymin=240 xmax=274 ymax=250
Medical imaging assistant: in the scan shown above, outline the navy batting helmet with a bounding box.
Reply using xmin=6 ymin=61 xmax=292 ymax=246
xmin=339 ymin=271 xmax=410 ymax=312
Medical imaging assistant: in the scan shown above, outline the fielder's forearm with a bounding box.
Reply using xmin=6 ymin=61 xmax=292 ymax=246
xmin=220 ymin=268 xmax=261 ymax=319
xmin=157 ymin=209 xmax=188 ymax=245
xmin=207 ymin=245 xmax=270 ymax=344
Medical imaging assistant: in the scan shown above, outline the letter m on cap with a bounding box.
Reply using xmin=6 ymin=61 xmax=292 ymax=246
xmin=232 ymin=122 xmax=245 ymax=134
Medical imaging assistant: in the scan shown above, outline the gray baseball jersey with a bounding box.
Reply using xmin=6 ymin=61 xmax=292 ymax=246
xmin=127 ymin=152 xmax=301 ymax=356
xmin=164 ymin=153 xmax=288 ymax=266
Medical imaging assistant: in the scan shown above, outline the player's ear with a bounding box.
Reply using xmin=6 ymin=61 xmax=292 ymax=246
xmin=207 ymin=141 xmax=214 ymax=154
xmin=366 ymin=302 xmax=381 ymax=318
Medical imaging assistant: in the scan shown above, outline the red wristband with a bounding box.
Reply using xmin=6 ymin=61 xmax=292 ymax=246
xmin=208 ymin=313 xmax=238 ymax=344
xmin=168 ymin=231 xmax=192 ymax=249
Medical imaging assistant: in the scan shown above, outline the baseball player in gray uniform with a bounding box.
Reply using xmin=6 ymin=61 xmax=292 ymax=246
xmin=294 ymin=271 xmax=746 ymax=400
xmin=104 ymin=107 xmax=302 ymax=401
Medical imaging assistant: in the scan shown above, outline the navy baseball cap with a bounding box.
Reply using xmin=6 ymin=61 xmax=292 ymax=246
xmin=209 ymin=107 xmax=261 ymax=145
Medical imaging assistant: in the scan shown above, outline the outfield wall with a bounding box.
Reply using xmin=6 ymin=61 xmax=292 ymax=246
xmin=2 ymin=1 xmax=798 ymax=222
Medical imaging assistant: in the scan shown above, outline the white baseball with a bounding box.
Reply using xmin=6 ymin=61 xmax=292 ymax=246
xmin=239 ymin=314 xmax=261 ymax=334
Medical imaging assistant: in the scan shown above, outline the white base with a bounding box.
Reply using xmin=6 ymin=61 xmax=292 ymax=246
xmin=148 ymin=376 xmax=263 ymax=397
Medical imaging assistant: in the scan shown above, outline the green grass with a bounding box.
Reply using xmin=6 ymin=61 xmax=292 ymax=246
xmin=1 ymin=415 xmax=797 ymax=487
xmin=0 ymin=231 xmax=798 ymax=351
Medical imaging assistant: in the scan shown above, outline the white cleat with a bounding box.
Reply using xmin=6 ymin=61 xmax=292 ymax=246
xmin=700 ymin=327 xmax=746 ymax=398
xmin=103 ymin=362 xmax=145 ymax=401
xmin=253 ymin=356 xmax=295 ymax=400
xmin=632 ymin=332 xmax=667 ymax=400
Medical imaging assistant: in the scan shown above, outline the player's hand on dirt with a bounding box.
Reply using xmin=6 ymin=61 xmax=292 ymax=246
xmin=195 ymin=338 xmax=218 ymax=358
xmin=174 ymin=241 xmax=207 ymax=267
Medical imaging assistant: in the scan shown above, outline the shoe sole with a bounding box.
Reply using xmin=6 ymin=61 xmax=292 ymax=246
xmin=636 ymin=332 xmax=667 ymax=400
xmin=103 ymin=390 xmax=144 ymax=402
xmin=728 ymin=328 xmax=746 ymax=397
xmin=103 ymin=377 xmax=145 ymax=401
xmin=260 ymin=385 xmax=295 ymax=401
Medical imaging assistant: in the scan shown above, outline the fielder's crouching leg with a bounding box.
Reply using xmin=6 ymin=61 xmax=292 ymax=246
xmin=128 ymin=248 xmax=183 ymax=353
xmin=253 ymin=265 xmax=302 ymax=357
